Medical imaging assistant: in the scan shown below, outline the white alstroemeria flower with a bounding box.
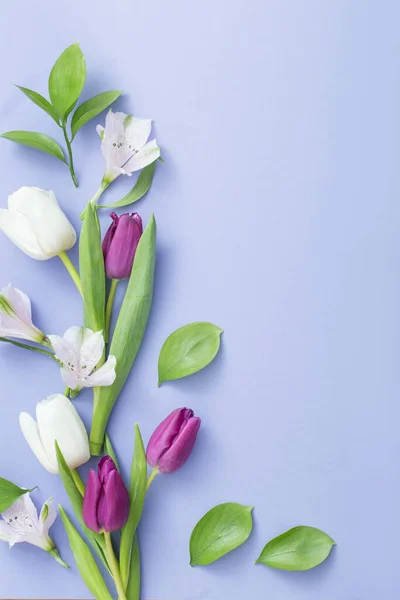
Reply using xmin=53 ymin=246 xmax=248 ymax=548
xmin=0 ymin=494 xmax=68 ymax=567
xmin=97 ymin=110 xmax=160 ymax=183
xmin=19 ymin=394 xmax=90 ymax=474
xmin=0 ymin=284 xmax=44 ymax=342
xmin=0 ymin=187 xmax=76 ymax=260
xmin=48 ymin=326 xmax=116 ymax=392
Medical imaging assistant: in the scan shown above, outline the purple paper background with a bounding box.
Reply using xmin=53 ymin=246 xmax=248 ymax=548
xmin=0 ymin=1 xmax=399 ymax=598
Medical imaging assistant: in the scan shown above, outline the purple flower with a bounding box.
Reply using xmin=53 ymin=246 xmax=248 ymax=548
xmin=82 ymin=456 xmax=130 ymax=533
xmin=146 ymin=408 xmax=201 ymax=474
xmin=102 ymin=212 xmax=143 ymax=279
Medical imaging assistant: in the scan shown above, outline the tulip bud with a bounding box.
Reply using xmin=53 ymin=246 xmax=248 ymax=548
xmin=102 ymin=212 xmax=143 ymax=279
xmin=146 ymin=408 xmax=201 ymax=474
xmin=83 ymin=456 xmax=130 ymax=533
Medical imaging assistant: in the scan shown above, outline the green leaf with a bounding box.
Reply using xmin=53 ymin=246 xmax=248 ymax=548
xmin=55 ymin=443 xmax=110 ymax=573
xmin=126 ymin=533 xmax=141 ymax=600
xmin=99 ymin=162 xmax=157 ymax=209
xmin=256 ymin=526 xmax=336 ymax=571
xmin=49 ymin=43 xmax=86 ymax=120
xmin=14 ymin=85 xmax=60 ymax=124
xmin=158 ymin=322 xmax=223 ymax=386
xmin=90 ymin=215 xmax=156 ymax=455
xmin=120 ymin=425 xmax=147 ymax=587
xmin=0 ymin=131 xmax=66 ymax=162
xmin=71 ymin=90 xmax=122 ymax=139
xmin=59 ymin=506 xmax=113 ymax=600
xmin=190 ymin=503 xmax=253 ymax=566
xmin=104 ymin=434 xmax=120 ymax=470
xmin=79 ymin=202 xmax=105 ymax=332
xmin=0 ymin=477 xmax=35 ymax=512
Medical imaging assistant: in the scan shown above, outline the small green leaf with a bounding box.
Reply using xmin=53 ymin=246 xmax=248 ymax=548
xmin=0 ymin=477 xmax=35 ymax=512
xmin=126 ymin=533 xmax=141 ymax=600
xmin=71 ymin=90 xmax=122 ymax=139
xmin=120 ymin=425 xmax=147 ymax=587
xmin=256 ymin=526 xmax=336 ymax=571
xmin=104 ymin=434 xmax=120 ymax=470
xmin=99 ymin=162 xmax=157 ymax=209
xmin=190 ymin=503 xmax=253 ymax=566
xmin=79 ymin=202 xmax=105 ymax=332
xmin=14 ymin=85 xmax=59 ymax=123
xmin=158 ymin=322 xmax=223 ymax=385
xmin=49 ymin=43 xmax=86 ymax=120
xmin=59 ymin=506 xmax=113 ymax=600
xmin=1 ymin=131 xmax=66 ymax=162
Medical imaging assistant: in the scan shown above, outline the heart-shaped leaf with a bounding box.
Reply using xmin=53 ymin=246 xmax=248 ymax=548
xmin=1 ymin=131 xmax=66 ymax=162
xmin=158 ymin=322 xmax=223 ymax=385
xmin=15 ymin=85 xmax=60 ymax=123
xmin=49 ymin=43 xmax=86 ymax=120
xmin=190 ymin=503 xmax=253 ymax=566
xmin=256 ymin=526 xmax=335 ymax=571
xmin=71 ymin=90 xmax=122 ymax=139
xmin=0 ymin=476 xmax=35 ymax=512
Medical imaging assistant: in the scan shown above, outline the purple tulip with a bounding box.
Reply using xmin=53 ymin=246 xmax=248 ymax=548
xmin=102 ymin=212 xmax=143 ymax=279
xmin=82 ymin=456 xmax=130 ymax=533
xmin=146 ymin=408 xmax=201 ymax=474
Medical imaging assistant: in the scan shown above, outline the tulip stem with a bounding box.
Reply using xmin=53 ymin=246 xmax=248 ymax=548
xmin=105 ymin=279 xmax=119 ymax=343
xmin=62 ymin=123 xmax=79 ymax=187
xmin=104 ymin=531 xmax=127 ymax=600
xmin=58 ymin=252 xmax=83 ymax=297
xmin=71 ymin=469 xmax=86 ymax=496
xmin=146 ymin=467 xmax=159 ymax=491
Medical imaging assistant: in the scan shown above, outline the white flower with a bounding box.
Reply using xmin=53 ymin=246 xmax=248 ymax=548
xmin=0 ymin=493 xmax=56 ymax=550
xmin=19 ymin=394 xmax=90 ymax=474
xmin=0 ymin=187 xmax=76 ymax=260
xmin=97 ymin=110 xmax=160 ymax=183
xmin=48 ymin=326 xmax=116 ymax=392
xmin=0 ymin=284 xmax=44 ymax=342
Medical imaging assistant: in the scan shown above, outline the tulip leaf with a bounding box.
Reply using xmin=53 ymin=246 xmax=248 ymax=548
xmin=0 ymin=131 xmax=66 ymax=162
xmin=158 ymin=322 xmax=223 ymax=386
xmin=59 ymin=506 xmax=113 ymax=600
xmin=126 ymin=533 xmax=141 ymax=600
xmin=71 ymin=90 xmax=123 ymax=139
xmin=104 ymin=433 xmax=120 ymax=470
xmin=0 ymin=477 xmax=35 ymax=513
xmin=256 ymin=526 xmax=335 ymax=571
xmin=120 ymin=424 xmax=147 ymax=588
xmin=48 ymin=43 xmax=86 ymax=120
xmin=90 ymin=215 xmax=156 ymax=455
xmin=14 ymin=85 xmax=60 ymax=124
xmin=190 ymin=503 xmax=253 ymax=566
xmin=55 ymin=443 xmax=110 ymax=574
xmin=79 ymin=202 xmax=106 ymax=333
xmin=99 ymin=161 xmax=157 ymax=209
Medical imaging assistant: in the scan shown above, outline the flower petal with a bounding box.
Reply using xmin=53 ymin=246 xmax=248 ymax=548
xmin=0 ymin=285 xmax=42 ymax=342
xmin=19 ymin=412 xmax=57 ymax=474
xmin=0 ymin=209 xmax=45 ymax=260
xmin=101 ymin=470 xmax=130 ymax=532
xmin=2 ymin=284 xmax=32 ymax=323
xmin=124 ymin=117 xmax=152 ymax=152
xmin=40 ymin=497 xmax=57 ymax=533
xmin=47 ymin=333 xmax=77 ymax=366
xmin=79 ymin=330 xmax=105 ymax=376
xmin=0 ymin=520 xmax=16 ymax=546
xmin=84 ymin=355 xmax=117 ymax=387
xmin=64 ymin=326 xmax=94 ymax=357
xmin=123 ymin=139 xmax=160 ymax=174
xmin=82 ymin=470 xmax=102 ymax=533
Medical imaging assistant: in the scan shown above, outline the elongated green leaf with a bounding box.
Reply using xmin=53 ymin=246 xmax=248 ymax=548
xmin=99 ymin=162 xmax=157 ymax=209
xmin=120 ymin=425 xmax=147 ymax=587
xmin=49 ymin=43 xmax=86 ymax=120
xmin=158 ymin=322 xmax=223 ymax=386
xmin=59 ymin=506 xmax=113 ymax=600
xmin=15 ymin=85 xmax=59 ymax=123
xmin=256 ymin=526 xmax=335 ymax=571
xmin=71 ymin=90 xmax=122 ymax=139
xmin=104 ymin=434 xmax=120 ymax=470
xmin=55 ymin=443 xmax=110 ymax=573
xmin=79 ymin=202 xmax=105 ymax=332
xmin=90 ymin=215 xmax=156 ymax=455
xmin=126 ymin=533 xmax=141 ymax=600
xmin=190 ymin=503 xmax=253 ymax=566
xmin=0 ymin=131 xmax=66 ymax=162
xmin=0 ymin=477 xmax=35 ymax=512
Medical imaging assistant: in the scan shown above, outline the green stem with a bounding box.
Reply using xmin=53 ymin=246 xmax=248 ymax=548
xmin=62 ymin=123 xmax=78 ymax=187
xmin=58 ymin=252 xmax=83 ymax=297
xmin=63 ymin=386 xmax=71 ymax=398
xmin=80 ymin=181 xmax=109 ymax=220
xmin=48 ymin=544 xmax=70 ymax=568
xmin=105 ymin=279 xmax=119 ymax=343
xmin=104 ymin=531 xmax=127 ymax=600
xmin=0 ymin=337 xmax=56 ymax=359
xmin=146 ymin=467 xmax=159 ymax=491
xmin=71 ymin=469 xmax=85 ymax=496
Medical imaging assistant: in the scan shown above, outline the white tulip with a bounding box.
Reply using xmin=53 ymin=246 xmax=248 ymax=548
xmin=97 ymin=110 xmax=160 ymax=183
xmin=0 ymin=284 xmax=44 ymax=342
xmin=0 ymin=187 xmax=76 ymax=260
xmin=19 ymin=394 xmax=90 ymax=474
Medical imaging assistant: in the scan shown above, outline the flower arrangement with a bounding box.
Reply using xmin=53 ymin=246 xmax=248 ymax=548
xmin=0 ymin=44 xmax=335 ymax=599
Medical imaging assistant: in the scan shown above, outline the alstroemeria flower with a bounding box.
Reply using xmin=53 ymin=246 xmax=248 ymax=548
xmin=48 ymin=326 xmax=116 ymax=391
xmin=0 ymin=284 xmax=44 ymax=343
xmin=97 ymin=110 xmax=160 ymax=183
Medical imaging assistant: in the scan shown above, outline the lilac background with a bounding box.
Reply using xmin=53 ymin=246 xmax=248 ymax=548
xmin=0 ymin=1 xmax=399 ymax=598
